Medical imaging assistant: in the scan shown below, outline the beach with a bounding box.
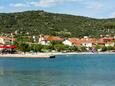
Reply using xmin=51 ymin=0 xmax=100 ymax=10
xmin=0 ymin=52 xmax=63 ymax=58
xmin=0 ymin=52 xmax=114 ymax=58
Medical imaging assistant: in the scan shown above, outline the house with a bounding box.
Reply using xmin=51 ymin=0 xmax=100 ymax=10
xmin=0 ymin=36 xmax=16 ymax=51
xmin=98 ymin=37 xmax=115 ymax=46
xmin=63 ymin=37 xmax=97 ymax=47
xmin=46 ymin=36 xmax=64 ymax=42
xmin=102 ymin=38 xmax=115 ymax=42
xmin=97 ymin=38 xmax=105 ymax=46
xmin=0 ymin=36 xmax=16 ymax=45
xmin=98 ymin=38 xmax=115 ymax=43
xmin=63 ymin=40 xmax=72 ymax=46
xmin=0 ymin=38 xmax=4 ymax=45
xmin=38 ymin=35 xmax=64 ymax=45
xmin=38 ymin=35 xmax=49 ymax=45
xmin=63 ymin=38 xmax=79 ymax=46
xmin=81 ymin=42 xmax=93 ymax=47
xmin=105 ymin=42 xmax=115 ymax=47
xmin=80 ymin=38 xmax=97 ymax=47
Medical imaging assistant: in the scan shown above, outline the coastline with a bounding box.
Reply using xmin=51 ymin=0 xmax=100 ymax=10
xmin=0 ymin=52 xmax=114 ymax=58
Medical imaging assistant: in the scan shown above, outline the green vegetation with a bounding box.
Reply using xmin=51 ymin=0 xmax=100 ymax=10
xmin=95 ymin=45 xmax=115 ymax=52
xmin=15 ymin=38 xmax=81 ymax=53
xmin=0 ymin=10 xmax=115 ymax=37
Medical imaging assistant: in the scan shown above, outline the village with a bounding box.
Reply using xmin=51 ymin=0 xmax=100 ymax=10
xmin=0 ymin=33 xmax=115 ymax=54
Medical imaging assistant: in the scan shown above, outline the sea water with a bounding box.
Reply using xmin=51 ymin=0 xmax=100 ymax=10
xmin=0 ymin=54 xmax=115 ymax=86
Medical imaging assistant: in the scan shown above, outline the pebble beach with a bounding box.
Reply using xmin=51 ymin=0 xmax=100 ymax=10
xmin=0 ymin=52 xmax=114 ymax=58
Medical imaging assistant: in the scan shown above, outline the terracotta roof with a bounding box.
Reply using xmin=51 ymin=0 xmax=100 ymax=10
xmin=97 ymin=39 xmax=115 ymax=45
xmin=99 ymin=38 xmax=115 ymax=41
xmin=46 ymin=36 xmax=64 ymax=41
xmin=74 ymin=41 xmax=81 ymax=46
xmin=80 ymin=38 xmax=97 ymax=43
xmin=68 ymin=38 xmax=97 ymax=46
xmin=68 ymin=38 xmax=81 ymax=46
xmin=68 ymin=38 xmax=78 ymax=43
xmin=98 ymin=38 xmax=115 ymax=44
xmin=103 ymin=38 xmax=114 ymax=40
xmin=105 ymin=42 xmax=114 ymax=44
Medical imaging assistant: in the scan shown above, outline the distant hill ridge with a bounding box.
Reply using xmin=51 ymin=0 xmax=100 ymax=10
xmin=0 ymin=10 xmax=115 ymax=37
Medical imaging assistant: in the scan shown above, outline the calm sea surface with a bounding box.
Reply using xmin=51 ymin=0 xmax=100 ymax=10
xmin=0 ymin=54 xmax=115 ymax=86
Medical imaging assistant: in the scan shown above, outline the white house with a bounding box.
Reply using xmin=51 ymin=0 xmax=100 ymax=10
xmin=63 ymin=40 xmax=73 ymax=46
xmin=0 ymin=38 xmax=5 ymax=44
xmin=38 ymin=35 xmax=64 ymax=45
xmin=63 ymin=38 xmax=80 ymax=46
xmin=105 ymin=42 xmax=115 ymax=47
xmin=81 ymin=42 xmax=93 ymax=47
xmin=80 ymin=38 xmax=96 ymax=47
xmin=0 ymin=36 xmax=16 ymax=51
xmin=0 ymin=36 xmax=15 ymax=45
xmin=38 ymin=35 xmax=49 ymax=45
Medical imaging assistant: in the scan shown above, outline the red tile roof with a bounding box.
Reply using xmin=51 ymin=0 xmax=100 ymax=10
xmin=68 ymin=38 xmax=97 ymax=46
xmin=68 ymin=38 xmax=81 ymax=46
xmin=98 ymin=38 xmax=115 ymax=44
xmin=80 ymin=38 xmax=97 ymax=43
xmin=44 ymin=36 xmax=64 ymax=41
xmin=103 ymin=38 xmax=114 ymax=40
xmin=68 ymin=38 xmax=78 ymax=43
xmin=105 ymin=42 xmax=114 ymax=44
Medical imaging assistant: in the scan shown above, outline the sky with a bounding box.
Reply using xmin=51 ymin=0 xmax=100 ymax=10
xmin=0 ymin=0 xmax=115 ymax=18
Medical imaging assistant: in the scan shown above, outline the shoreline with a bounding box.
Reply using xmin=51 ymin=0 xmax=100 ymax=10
xmin=0 ymin=52 xmax=114 ymax=58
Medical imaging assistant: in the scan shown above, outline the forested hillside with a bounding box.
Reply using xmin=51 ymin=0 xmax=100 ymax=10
xmin=0 ymin=10 xmax=115 ymax=37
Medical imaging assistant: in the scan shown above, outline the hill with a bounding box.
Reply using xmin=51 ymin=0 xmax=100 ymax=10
xmin=0 ymin=10 xmax=115 ymax=37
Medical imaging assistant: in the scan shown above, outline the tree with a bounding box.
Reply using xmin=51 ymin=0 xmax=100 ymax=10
xmin=95 ymin=45 xmax=101 ymax=50
xmin=0 ymin=10 xmax=115 ymax=38
xmin=101 ymin=46 xmax=107 ymax=51
xmin=30 ymin=44 xmax=43 ymax=52
xmin=18 ymin=43 xmax=30 ymax=52
xmin=69 ymin=46 xmax=78 ymax=52
xmin=80 ymin=46 xmax=87 ymax=52
xmin=107 ymin=46 xmax=114 ymax=51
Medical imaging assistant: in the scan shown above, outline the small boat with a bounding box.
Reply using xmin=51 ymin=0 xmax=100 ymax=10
xmin=49 ymin=55 xmax=55 ymax=58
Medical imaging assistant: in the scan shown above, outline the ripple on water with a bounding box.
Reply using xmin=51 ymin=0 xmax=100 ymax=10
xmin=0 ymin=54 xmax=115 ymax=86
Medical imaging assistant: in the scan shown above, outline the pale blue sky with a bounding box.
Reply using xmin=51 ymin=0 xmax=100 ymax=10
xmin=0 ymin=0 xmax=115 ymax=18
